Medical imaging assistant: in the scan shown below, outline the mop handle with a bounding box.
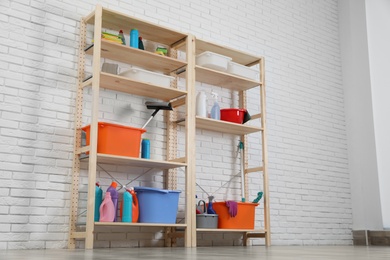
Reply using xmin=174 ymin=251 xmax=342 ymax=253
xmin=239 ymin=141 xmax=245 ymax=202
xmin=142 ymin=109 xmax=160 ymax=129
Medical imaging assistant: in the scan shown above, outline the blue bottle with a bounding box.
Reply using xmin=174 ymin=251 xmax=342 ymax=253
xmin=141 ymin=139 xmax=150 ymax=159
xmin=122 ymin=189 xmax=133 ymax=222
xmin=94 ymin=182 xmax=103 ymax=222
xmin=130 ymin=29 xmax=139 ymax=48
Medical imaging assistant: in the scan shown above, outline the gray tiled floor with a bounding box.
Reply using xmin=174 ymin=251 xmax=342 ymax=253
xmin=1 ymin=246 xmax=390 ymax=260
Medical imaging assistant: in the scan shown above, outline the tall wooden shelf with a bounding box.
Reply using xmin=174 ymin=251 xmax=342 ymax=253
xmin=190 ymin=38 xmax=270 ymax=247
xmin=68 ymin=5 xmax=194 ymax=249
xmin=69 ymin=4 xmax=269 ymax=249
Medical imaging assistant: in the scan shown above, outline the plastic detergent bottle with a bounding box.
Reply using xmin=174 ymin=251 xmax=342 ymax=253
xmin=94 ymin=182 xmax=103 ymax=222
xmin=141 ymin=138 xmax=150 ymax=159
xmin=210 ymin=91 xmax=220 ymax=120
xmin=130 ymin=29 xmax=139 ymax=48
xmin=107 ymin=181 xmax=119 ymax=222
xmin=138 ymin=37 xmax=144 ymax=50
xmin=196 ymin=91 xmax=207 ymax=117
xmin=121 ymin=189 xmax=133 ymax=222
xmin=119 ymin=30 xmax=125 ymax=45
xmin=130 ymin=189 xmax=139 ymax=222
xmin=99 ymin=192 xmax=115 ymax=222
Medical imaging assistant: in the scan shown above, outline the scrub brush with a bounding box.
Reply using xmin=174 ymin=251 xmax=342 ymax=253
xmin=252 ymin=192 xmax=263 ymax=203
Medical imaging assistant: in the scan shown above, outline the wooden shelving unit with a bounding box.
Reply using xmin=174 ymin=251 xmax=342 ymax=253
xmin=190 ymin=38 xmax=270 ymax=247
xmin=69 ymin=4 xmax=269 ymax=249
xmin=68 ymin=5 xmax=194 ymax=249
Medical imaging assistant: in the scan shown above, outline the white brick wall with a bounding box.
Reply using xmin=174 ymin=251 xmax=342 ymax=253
xmin=0 ymin=0 xmax=351 ymax=249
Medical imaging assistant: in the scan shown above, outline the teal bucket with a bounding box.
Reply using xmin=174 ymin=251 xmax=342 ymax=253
xmin=134 ymin=187 xmax=181 ymax=224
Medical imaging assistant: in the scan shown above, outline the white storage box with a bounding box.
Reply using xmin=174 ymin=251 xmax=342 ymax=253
xmin=196 ymin=51 xmax=232 ymax=71
xmin=227 ymin=61 xmax=259 ymax=80
xmin=119 ymin=68 xmax=174 ymax=87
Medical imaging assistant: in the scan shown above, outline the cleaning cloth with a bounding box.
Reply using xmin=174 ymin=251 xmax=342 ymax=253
xmin=225 ymin=201 xmax=238 ymax=217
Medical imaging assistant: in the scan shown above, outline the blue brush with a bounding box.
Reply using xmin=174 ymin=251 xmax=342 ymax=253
xmin=252 ymin=192 xmax=263 ymax=203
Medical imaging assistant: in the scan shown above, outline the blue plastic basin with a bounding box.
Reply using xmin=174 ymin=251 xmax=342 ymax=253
xmin=134 ymin=187 xmax=181 ymax=224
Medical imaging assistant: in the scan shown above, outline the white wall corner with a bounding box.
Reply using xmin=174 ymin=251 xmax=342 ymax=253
xmin=338 ymin=0 xmax=383 ymax=230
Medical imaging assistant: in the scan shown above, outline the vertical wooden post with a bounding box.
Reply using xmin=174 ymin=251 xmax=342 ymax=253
xmin=85 ymin=4 xmax=103 ymax=250
xmin=185 ymin=34 xmax=196 ymax=248
xmin=68 ymin=17 xmax=87 ymax=250
xmin=165 ymin=47 xmax=179 ymax=247
xmin=260 ymin=57 xmax=271 ymax=246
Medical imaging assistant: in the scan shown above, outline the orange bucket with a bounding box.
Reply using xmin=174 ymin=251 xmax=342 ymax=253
xmin=82 ymin=122 xmax=146 ymax=157
xmin=212 ymin=202 xmax=258 ymax=229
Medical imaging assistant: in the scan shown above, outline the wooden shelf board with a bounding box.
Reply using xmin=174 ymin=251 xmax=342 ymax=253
xmin=86 ymin=8 xmax=187 ymax=46
xmin=195 ymin=39 xmax=262 ymax=66
xmin=99 ymin=72 xmax=187 ymax=101
xmin=81 ymin=153 xmax=186 ymax=169
xmin=86 ymin=41 xmax=187 ymax=74
xmin=196 ymin=228 xmax=265 ymax=233
xmin=177 ymin=117 xmax=262 ymax=135
xmin=95 ymin=222 xmax=187 ymax=228
xmin=178 ymin=66 xmax=260 ymax=91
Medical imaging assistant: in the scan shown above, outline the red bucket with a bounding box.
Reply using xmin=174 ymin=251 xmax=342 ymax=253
xmin=220 ymin=108 xmax=246 ymax=124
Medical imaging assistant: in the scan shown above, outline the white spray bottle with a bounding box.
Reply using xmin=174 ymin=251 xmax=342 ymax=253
xmin=196 ymin=91 xmax=207 ymax=117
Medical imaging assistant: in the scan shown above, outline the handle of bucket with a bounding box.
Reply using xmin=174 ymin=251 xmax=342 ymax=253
xmin=197 ymin=200 xmax=206 ymax=214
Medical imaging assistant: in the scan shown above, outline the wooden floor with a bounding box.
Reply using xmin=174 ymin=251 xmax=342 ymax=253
xmin=1 ymin=246 xmax=390 ymax=259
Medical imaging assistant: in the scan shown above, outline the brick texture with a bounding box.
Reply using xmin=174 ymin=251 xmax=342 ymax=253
xmin=0 ymin=0 xmax=351 ymax=249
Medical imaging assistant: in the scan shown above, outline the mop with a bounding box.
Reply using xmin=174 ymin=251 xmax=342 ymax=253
xmin=141 ymin=101 xmax=173 ymax=129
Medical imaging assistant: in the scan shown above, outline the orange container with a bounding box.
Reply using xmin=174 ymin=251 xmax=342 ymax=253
xmin=212 ymin=202 xmax=258 ymax=229
xmin=82 ymin=122 xmax=146 ymax=157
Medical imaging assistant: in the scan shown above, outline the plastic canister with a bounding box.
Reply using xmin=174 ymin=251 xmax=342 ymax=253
xmin=107 ymin=181 xmax=119 ymax=221
xmin=141 ymin=139 xmax=150 ymax=159
xmin=94 ymin=182 xmax=103 ymax=222
xmin=130 ymin=189 xmax=139 ymax=222
xmin=130 ymin=29 xmax=139 ymax=48
xmin=196 ymin=91 xmax=207 ymax=117
xmin=121 ymin=189 xmax=133 ymax=222
xmin=99 ymin=192 xmax=115 ymax=222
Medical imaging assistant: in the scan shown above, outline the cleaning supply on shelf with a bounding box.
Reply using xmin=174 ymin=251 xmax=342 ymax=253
xmin=99 ymin=192 xmax=115 ymax=222
xmin=138 ymin=37 xmax=144 ymax=50
xmin=130 ymin=29 xmax=139 ymax=48
xmin=238 ymin=140 xmax=246 ymax=202
xmin=121 ymin=189 xmax=133 ymax=222
xmin=155 ymin=46 xmax=168 ymax=56
xmin=130 ymin=188 xmax=139 ymax=222
xmin=101 ymin=32 xmax=122 ymax=44
xmin=107 ymin=181 xmax=119 ymax=221
xmin=225 ymin=200 xmax=238 ymax=217
xmin=196 ymin=91 xmax=207 ymax=117
xmin=119 ymin=30 xmax=126 ymax=45
xmin=210 ymin=91 xmax=220 ymax=120
xmin=207 ymin=195 xmax=216 ymax=214
xmin=141 ymin=138 xmax=150 ymax=159
xmin=94 ymin=182 xmax=103 ymax=222
xmin=252 ymin=191 xmax=263 ymax=203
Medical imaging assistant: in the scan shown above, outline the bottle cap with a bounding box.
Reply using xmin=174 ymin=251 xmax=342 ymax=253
xmin=110 ymin=181 xmax=117 ymax=188
xmin=119 ymin=30 xmax=123 ymax=33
